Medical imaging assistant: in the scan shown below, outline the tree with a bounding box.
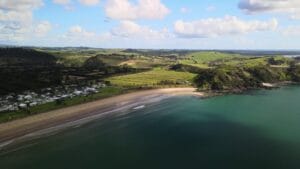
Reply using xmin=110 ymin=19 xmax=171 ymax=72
xmin=83 ymin=56 xmax=107 ymax=71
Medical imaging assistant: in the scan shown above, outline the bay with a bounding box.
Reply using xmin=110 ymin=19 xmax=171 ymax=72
xmin=1 ymin=86 xmax=300 ymax=169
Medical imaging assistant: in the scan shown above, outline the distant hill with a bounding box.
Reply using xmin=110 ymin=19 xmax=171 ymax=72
xmin=0 ymin=48 xmax=62 ymax=95
xmin=122 ymin=49 xmax=191 ymax=57
xmin=0 ymin=48 xmax=57 ymax=66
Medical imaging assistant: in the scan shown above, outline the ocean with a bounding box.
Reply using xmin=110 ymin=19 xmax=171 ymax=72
xmin=1 ymin=86 xmax=300 ymax=169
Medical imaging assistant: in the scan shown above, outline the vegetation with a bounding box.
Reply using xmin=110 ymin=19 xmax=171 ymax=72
xmin=289 ymin=64 xmax=300 ymax=82
xmin=106 ymin=68 xmax=196 ymax=88
xmin=179 ymin=52 xmax=241 ymax=68
xmin=1 ymin=47 xmax=300 ymax=123
xmin=194 ymin=65 xmax=291 ymax=91
xmin=0 ymin=48 xmax=62 ymax=95
xmin=0 ymin=87 xmax=126 ymax=123
xmin=0 ymin=47 xmax=57 ymax=66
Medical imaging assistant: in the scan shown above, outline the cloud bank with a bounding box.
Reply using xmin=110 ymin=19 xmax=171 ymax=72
xmin=0 ymin=0 xmax=45 ymax=41
xmin=105 ymin=0 xmax=170 ymax=20
xmin=239 ymin=0 xmax=300 ymax=19
xmin=111 ymin=20 xmax=170 ymax=39
xmin=78 ymin=0 xmax=100 ymax=6
xmin=174 ymin=16 xmax=278 ymax=38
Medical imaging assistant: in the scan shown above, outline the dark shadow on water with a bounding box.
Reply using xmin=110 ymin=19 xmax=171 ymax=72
xmin=1 ymin=113 xmax=300 ymax=169
xmin=127 ymin=114 xmax=300 ymax=169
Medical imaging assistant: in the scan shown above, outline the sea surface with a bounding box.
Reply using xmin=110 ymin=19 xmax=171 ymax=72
xmin=1 ymin=86 xmax=300 ymax=169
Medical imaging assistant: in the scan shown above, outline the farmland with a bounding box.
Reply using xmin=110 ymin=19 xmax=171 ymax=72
xmin=107 ymin=68 xmax=196 ymax=87
xmin=1 ymin=47 xmax=300 ymax=122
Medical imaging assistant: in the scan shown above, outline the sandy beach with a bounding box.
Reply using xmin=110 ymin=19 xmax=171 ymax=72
xmin=0 ymin=88 xmax=203 ymax=149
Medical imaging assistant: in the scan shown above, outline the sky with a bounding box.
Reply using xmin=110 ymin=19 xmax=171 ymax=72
xmin=1 ymin=0 xmax=300 ymax=49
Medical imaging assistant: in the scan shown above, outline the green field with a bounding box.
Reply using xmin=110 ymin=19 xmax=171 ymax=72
xmin=99 ymin=55 xmax=173 ymax=68
xmin=106 ymin=68 xmax=197 ymax=87
xmin=179 ymin=52 xmax=241 ymax=68
xmin=2 ymin=47 xmax=300 ymax=123
xmin=223 ymin=56 xmax=292 ymax=68
xmin=178 ymin=52 xmax=292 ymax=69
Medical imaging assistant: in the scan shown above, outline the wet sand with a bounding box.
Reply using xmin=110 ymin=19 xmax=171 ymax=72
xmin=0 ymin=88 xmax=203 ymax=149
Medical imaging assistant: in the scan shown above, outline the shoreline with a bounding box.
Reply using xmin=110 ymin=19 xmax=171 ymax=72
xmin=0 ymin=88 xmax=203 ymax=150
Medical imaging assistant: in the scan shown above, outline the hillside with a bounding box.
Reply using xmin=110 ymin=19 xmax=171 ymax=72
xmin=0 ymin=48 xmax=62 ymax=95
xmin=107 ymin=68 xmax=196 ymax=88
xmin=1 ymin=48 xmax=300 ymax=123
xmin=0 ymin=48 xmax=57 ymax=66
xmin=179 ymin=52 xmax=242 ymax=68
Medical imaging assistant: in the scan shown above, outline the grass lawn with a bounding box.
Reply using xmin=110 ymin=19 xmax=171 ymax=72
xmin=179 ymin=52 xmax=241 ymax=68
xmin=106 ymin=68 xmax=197 ymax=87
xmin=242 ymin=57 xmax=269 ymax=67
xmin=189 ymin=52 xmax=240 ymax=62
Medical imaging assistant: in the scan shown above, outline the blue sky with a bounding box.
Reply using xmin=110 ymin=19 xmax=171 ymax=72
xmin=1 ymin=0 xmax=300 ymax=49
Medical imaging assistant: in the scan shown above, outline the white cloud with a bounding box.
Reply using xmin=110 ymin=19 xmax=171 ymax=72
xmin=111 ymin=20 xmax=171 ymax=39
xmin=0 ymin=20 xmax=52 ymax=42
xmin=0 ymin=0 xmax=43 ymax=11
xmin=78 ymin=0 xmax=100 ymax=6
xmin=53 ymin=0 xmax=100 ymax=7
xmin=239 ymin=0 xmax=300 ymax=19
xmin=0 ymin=0 xmax=44 ymax=42
xmin=105 ymin=0 xmax=170 ymax=20
xmin=34 ymin=21 xmax=52 ymax=37
xmin=56 ymin=25 xmax=112 ymax=46
xmin=62 ymin=25 xmax=96 ymax=41
xmin=53 ymin=0 xmax=71 ymax=5
xmin=0 ymin=0 xmax=43 ymax=24
xmin=174 ymin=16 xmax=278 ymax=38
xmin=0 ymin=10 xmax=33 ymax=25
xmin=281 ymin=26 xmax=300 ymax=36
xmin=234 ymin=37 xmax=255 ymax=46
xmin=68 ymin=25 xmax=95 ymax=37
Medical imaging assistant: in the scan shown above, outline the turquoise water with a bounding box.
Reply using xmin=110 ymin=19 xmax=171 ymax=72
xmin=1 ymin=86 xmax=300 ymax=169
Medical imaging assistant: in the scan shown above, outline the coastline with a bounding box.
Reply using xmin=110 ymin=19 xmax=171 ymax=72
xmin=0 ymin=88 xmax=203 ymax=150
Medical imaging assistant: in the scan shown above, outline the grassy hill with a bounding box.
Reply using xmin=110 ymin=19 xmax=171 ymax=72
xmin=106 ymin=68 xmax=196 ymax=88
xmin=179 ymin=52 xmax=242 ymax=68
xmin=2 ymin=48 xmax=300 ymax=123
xmin=0 ymin=48 xmax=57 ymax=66
xmin=0 ymin=48 xmax=62 ymax=95
xmin=1 ymin=47 xmax=298 ymax=92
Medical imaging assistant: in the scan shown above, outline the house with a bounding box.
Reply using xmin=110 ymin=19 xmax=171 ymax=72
xmin=19 ymin=103 xmax=27 ymax=109
xmin=74 ymin=90 xmax=83 ymax=95
xmin=29 ymin=102 xmax=38 ymax=107
xmin=24 ymin=95 xmax=33 ymax=100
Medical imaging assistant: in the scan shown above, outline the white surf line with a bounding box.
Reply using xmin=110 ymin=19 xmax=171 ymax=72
xmin=133 ymin=105 xmax=145 ymax=110
xmin=0 ymin=94 xmax=173 ymax=150
xmin=0 ymin=140 xmax=14 ymax=150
